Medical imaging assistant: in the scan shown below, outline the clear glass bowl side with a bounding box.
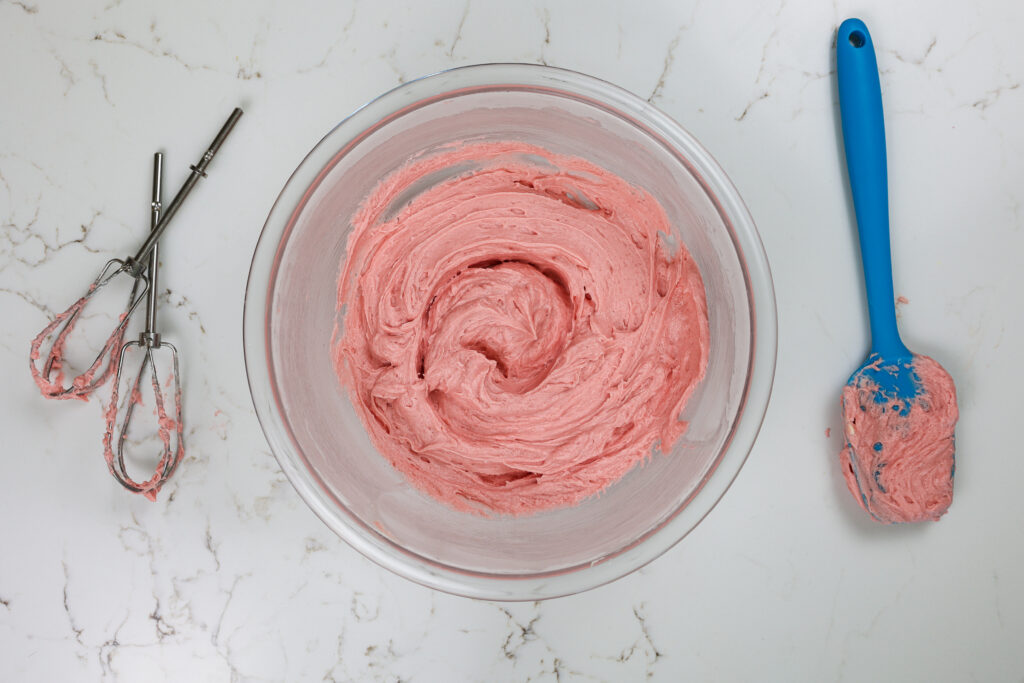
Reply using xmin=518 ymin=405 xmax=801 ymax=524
xmin=244 ymin=64 xmax=776 ymax=600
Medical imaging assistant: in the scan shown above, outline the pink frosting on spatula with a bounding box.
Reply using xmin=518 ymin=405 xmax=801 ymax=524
xmin=840 ymin=354 xmax=957 ymax=522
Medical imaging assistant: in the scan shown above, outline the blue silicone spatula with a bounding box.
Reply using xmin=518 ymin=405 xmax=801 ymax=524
xmin=835 ymin=18 xmax=957 ymax=523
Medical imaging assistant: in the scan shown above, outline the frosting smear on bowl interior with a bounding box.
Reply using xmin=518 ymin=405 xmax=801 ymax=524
xmin=333 ymin=141 xmax=710 ymax=515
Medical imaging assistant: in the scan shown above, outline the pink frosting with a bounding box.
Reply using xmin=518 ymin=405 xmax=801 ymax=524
xmin=29 ymin=270 xmax=146 ymax=401
xmin=840 ymin=354 xmax=958 ymax=523
xmin=28 ymin=285 xmax=129 ymax=401
xmin=332 ymin=141 xmax=710 ymax=515
xmin=102 ymin=348 xmax=184 ymax=502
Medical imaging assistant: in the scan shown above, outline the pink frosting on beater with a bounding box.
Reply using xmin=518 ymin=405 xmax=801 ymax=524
xmin=332 ymin=141 xmax=710 ymax=515
xmin=840 ymin=354 xmax=958 ymax=523
xmin=102 ymin=351 xmax=184 ymax=502
xmin=29 ymin=283 xmax=133 ymax=401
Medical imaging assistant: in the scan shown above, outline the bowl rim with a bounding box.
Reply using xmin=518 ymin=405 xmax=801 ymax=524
xmin=244 ymin=62 xmax=777 ymax=601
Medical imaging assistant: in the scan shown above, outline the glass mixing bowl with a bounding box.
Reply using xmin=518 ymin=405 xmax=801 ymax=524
xmin=244 ymin=64 xmax=776 ymax=600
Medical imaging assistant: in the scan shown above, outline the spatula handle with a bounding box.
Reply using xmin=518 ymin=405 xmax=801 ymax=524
xmin=837 ymin=18 xmax=909 ymax=359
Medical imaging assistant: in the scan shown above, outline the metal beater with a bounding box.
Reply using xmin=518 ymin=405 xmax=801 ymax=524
xmin=103 ymin=153 xmax=183 ymax=500
xmin=29 ymin=108 xmax=243 ymax=400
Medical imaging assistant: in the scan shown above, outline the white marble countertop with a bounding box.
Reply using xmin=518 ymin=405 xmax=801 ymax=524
xmin=2 ymin=0 xmax=1022 ymax=680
